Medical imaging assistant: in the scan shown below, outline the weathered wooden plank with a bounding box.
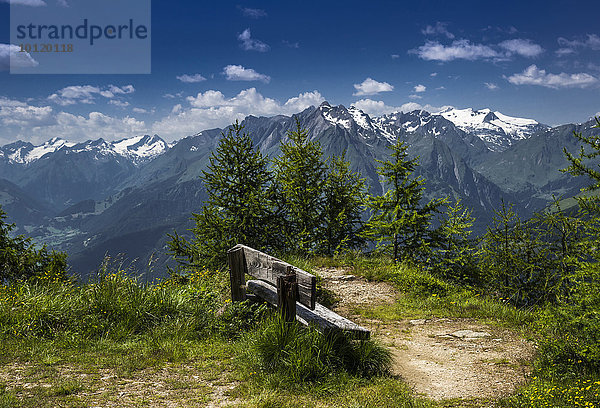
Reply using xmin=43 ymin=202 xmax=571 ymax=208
xmin=227 ymin=246 xmax=247 ymax=301
xmin=233 ymin=244 xmax=316 ymax=310
xmin=277 ymin=273 xmax=297 ymax=322
xmin=247 ymin=279 xmax=370 ymax=340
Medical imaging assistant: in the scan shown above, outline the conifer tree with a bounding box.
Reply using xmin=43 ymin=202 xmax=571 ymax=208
xmin=273 ymin=118 xmax=327 ymax=254
xmin=430 ymin=199 xmax=478 ymax=284
xmin=0 ymin=206 xmax=68 ymax=283
xmin=318 ymin=153 xmax=367 ymax=255
xmin=563 ymin=117 xmax=600 ymax=213
xmin=168 ymin=121 xmax=276 ymax=269
xmin=363 ymin=141 xmax=445 ymax=262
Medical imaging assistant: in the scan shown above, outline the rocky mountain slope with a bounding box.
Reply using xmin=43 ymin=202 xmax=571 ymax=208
xmin=0 ymin=103 xmax=595 ymax=278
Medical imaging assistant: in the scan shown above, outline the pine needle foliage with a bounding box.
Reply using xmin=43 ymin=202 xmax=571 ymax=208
xmin=563 ymin=116 xmax=600 ymax=213
xmin=168 ymin=121 xmax=277 ymax=269
xmin=318 ymin=152 xmax=367 ymax=256
xmin=0 ymin=206 xmax=68 ymax=283
xmin=273 ymin=118 xmax=327 ymax=255
xmin=363 ymin=141 xmax=445 ymax=262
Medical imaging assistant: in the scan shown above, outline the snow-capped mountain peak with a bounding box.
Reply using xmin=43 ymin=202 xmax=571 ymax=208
xmin=1 ymin=135 xmax=169 ymax=166
xmin=319 ymin=102 xmax=353 ymax=130
xmin=347 ymin=105 xmax=375 ymax=132
xmin=438 ymin=107 xmax=546 ymax=151
xmin=112 ymin=134 xmax=169 ymax=163
xmin=3 ymin=137 xmax=75 ymax=164
xmin=317 ymin=102 xmax=394 ymax=142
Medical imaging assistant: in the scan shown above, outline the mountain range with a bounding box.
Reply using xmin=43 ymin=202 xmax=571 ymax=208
xmin=0 ymin=102 xmax=596 ymax=279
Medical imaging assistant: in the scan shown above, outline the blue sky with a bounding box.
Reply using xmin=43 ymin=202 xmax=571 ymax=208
xmin=1 ymin=0 xmax=600 ymax=144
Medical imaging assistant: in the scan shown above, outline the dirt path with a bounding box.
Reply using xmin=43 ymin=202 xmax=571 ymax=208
xmin=316 ymin=267 xmax=534 ymax=402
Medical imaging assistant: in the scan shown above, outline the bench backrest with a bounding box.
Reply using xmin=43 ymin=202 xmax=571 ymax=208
xmin=228 ymin=244 xmax=317 ymax=310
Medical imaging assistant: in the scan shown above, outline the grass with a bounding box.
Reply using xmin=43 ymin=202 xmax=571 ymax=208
xmin=2 ymin=252 xmax=599 ymax=407
xmin=0 ymin=257 xmax=435 ymax=407
xmin=239 ymin=315 xmax=392 ymax=383
xmin=498 ymin=377 xmax=600 ymax=407
xmin=310 ymin=253 xmax=600 ymax=408
xmin=309 ymin=254 xmax=536 ymax=330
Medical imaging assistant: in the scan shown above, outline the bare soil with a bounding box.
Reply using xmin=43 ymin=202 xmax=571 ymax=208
xmin=317 ymin=266 xmax=535 ymax=402
xmin=0 ymin=363 xmax=242 ymax=407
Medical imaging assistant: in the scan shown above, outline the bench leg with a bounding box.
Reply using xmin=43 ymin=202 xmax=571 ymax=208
xmin=227 ymin=246 xmax=247 ymax=301
xmin=277 ymin=272 xmax=297 ymax=322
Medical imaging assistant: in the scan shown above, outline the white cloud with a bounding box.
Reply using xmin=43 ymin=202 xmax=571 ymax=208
xmin=588 ymin=34 xmax=600 ymax=50
xmin=282 ymin=40 xmax=300 ymax=48
xmin=283 ymin=91 xmax=325 ymax=112
xmin=0 ymin=0 xmax=46 ymax=5
xmin=422 ymin=22 xmax=454 ymax=39
xmin=0 ymin=44 xmax=39 ymax=71
xmin=499 ymin=39 xmax=543 ymax=58
xmin=238 ymin=28 xmax=270 ymax=52
xmin=558 ymin=34 xmax=600 ymax=51
xmin=408 ymin=94 xmax=422 ymax=99
xmin=391 ymin=54 xmax=400 ymax=59
xmin=49 ymin=112 xmax=147 ymax=142
xmin=353 ymin=78 xmax=394 ymax=96
xmin=506 ymin=65 xmax=598 ymax=88
xmin=48 ymin=86 xmax=99 ymax=105
xmin=351 ymin=98 xmax=449 ymax=117
xmin=412 ymin=38 xmax=543 ymax=62
xmin=238 ymin=6 xmax=267 ymax=18
xmin=414 ymin=84 xmax=426 ymax=93
xmin=153 ymin=88 xmax=324 ymax=140
xmin=48 ymin=84 xmax=135 ymax=105
xmin=0 ymin=97 xmax=147 ymax=144
xmin=485 ymin=82 xmax=499 ymax=90
xmin=109 ymin=100 xmax=130 ymax=108
xmin=430 ymin=72 xmax=438 ymax=77
xmin=0 ymin=97 xmax=53 ymax=126
xmin=555 ymin=48 xmax=576 ymax=56
xmin=176 ymin=73 xmax=206 ymax=83
xmin=108 ymin=85 xmax=134 ymax=95
xmin=351 ymin=99 xmax=398 ymax=116
xmin=163 ymin=92 xmax=184 ymax=99
xmin=411 ymin=40 xmax=499 ymax=61
xmin=132 ymin=107 xmax=148 ymax=114
xmin=223 ymin=65 xmax=270 ymax=82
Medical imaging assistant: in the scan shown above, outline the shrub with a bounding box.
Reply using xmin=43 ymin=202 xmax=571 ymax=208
xmin=535 ymin=261 xmax=600 ymax=377
xmin=388 ymin=263 xmax=451 ymax=298
xmin=0 ymin=206 xmax=69 ymax=284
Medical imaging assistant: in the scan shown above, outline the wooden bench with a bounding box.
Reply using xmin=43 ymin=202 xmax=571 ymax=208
xmin=227 ymin=244 xmax=370 ymax=340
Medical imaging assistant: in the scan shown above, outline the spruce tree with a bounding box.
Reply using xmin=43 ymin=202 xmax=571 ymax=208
xmin=318 ymin=153 xmax=367 ymax=255
xmin=363 ymin=141 xmax=445 ymax=262
xmin=168 ymin=121 xmax=276 ymax=269
xmin=273 ymin=118 xmax=327 ymax=254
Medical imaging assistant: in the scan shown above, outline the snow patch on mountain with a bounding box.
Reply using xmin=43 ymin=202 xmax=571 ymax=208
xmin=112 ymin=135 xmax=169 ymax=163
xmin=1 ymin=135 xmax=169 ymax=165
xmin=320 ymin=102 xmax=352 ymax=130
xmin=5 ymin=138 xmax=75 ymax=164
xmin=439 ymin=107 xmax=545 ymax=151
xmin=348 ymin=106 xmax=374 ymax=131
